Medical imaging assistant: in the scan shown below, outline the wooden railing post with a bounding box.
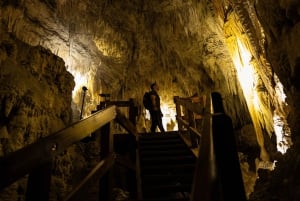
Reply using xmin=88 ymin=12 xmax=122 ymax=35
xmin=187 ymin=96 xmax=203 ymax=148
xmin=25 ymin=161 xmax=52 ymax=201
xmin=187 ymin=104 xmax=198 ymax=148
xmin=128 ymin=98 xmax=138 ymax=125
xmin=190 ymin=93 xmax=216 ymax=201
xmin=99 ymin=122 xmax=112 ymax=201
xmin=174 ymin=96 xmax=184 ymax=132
xmin=0 ymin=106 xmax=117 ymax=201
xmin=211 ymin=92 xmax=247 ymax=201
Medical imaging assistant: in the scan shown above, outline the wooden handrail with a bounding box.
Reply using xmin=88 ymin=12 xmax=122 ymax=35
xmin=176 ymin=116 xmax=202 ymax=138
xmin=174 ymin=97 xmax=205 ymax=115
xmin=189 ymin=94 xmax=217 ymax=201
xmin=174 ymin=95 xmax=207 ymax=139
xmin=115 ymin=108 xmax=139 ymax=137
xmin=175 ymin=92 xmax=247 ymax=201
xmin=174 ymin=93 xmax=216 ymax=200
xmin=209 ymin=92 xmax=247 ymax=200
xmin=0 ymin=93 xmax=246 ymax=201
xmin=0 ymin=105 xmax=117 ymax=190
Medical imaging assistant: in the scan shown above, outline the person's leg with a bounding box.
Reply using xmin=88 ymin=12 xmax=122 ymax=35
xmin=150 ymin=121 xmax=156 ymax=133
xmin=157 ymin=116 xmax=165 ymax=133
xmin=150 ymin=111 xmax=158 ymax=133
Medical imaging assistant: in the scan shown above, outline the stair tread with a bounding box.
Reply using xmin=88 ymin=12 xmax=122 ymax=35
xmin=141 ymin=155 xmax=195 ymax=160
xmin=140 ymin=149 xmax=192 ymax=156
xmin=142 ymin=173 xmax=193 ymax=178
xmin=142 ymin=180 xmax=192 ymax=187
xmin=139 ymin=133 xmax=179 ymax=138
xmin=142 ymin=162 xmax=195 ymax=167
xmin=141 ymin=167 xmax=195 ymax=177
xmin=139 ymin=144 xmax=188 ymax=151
xmin=141 ymin=160 xmax=195 ymax=166
xmin=138 ymin=131 xmax=194 ymax=201
xmin=143 ymin=183 xmax=191 ymax=192
xmin=139 ymin=138 xmax=182 ymax=145
xmin=141 ymin=196 xmax=190 ymax=201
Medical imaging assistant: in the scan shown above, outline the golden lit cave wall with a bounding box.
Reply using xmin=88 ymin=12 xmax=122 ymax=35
xmin=223 ymin=10 xmax=290 ymax=161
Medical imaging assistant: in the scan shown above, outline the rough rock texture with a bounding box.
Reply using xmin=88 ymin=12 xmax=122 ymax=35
xmin=0 ymin=24 xmax=75 ymax=154
xmin=0 ymin=23 xmax=78 ymax=200
xmin=1 ymin=0 xmax=300 ymax=200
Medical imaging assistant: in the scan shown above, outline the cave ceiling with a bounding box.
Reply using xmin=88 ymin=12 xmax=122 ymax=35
xmin=1 ymin=0 xmax=238 ymax=107
xmin=2 ymin=0 xmax=300 ymax=142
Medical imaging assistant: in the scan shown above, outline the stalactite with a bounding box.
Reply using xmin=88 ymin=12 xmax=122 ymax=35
xmin=231 ymin=0 xmax=261 ymax=58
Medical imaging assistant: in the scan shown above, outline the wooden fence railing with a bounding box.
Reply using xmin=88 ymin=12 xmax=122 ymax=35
xmin=0 ymin=93 xmax=246 ymax=201
xmin=174 ymin=92 xmax=247 ymax=201
xmin=0 ymin=98 xmax=139 ymax=201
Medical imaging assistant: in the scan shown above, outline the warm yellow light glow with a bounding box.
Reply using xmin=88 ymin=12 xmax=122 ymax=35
xmin=273 ymin=75 xmax=291 ymax=154
xmin=233 ymin=40 xmax=252 ymax=87
xmin=231 ymin=38 xmax=291 ymax=157
xmin=273 ymin=114 xmax=290 ymax=153
xmin=274 ymin=75 xmax=287 ymax=105
xmin=145 ymin=109 xmax=150 ymax=119
xmin=161 ymin=104 xmax=178 ymax=131
xmin=144 ymin=102 xmax=178 ymax=132
xmin=232 ymin=38 xmax=270 ymax=161
xmin=233 ymin=39 xmax=257 ymax=108
xmin=72 ymin=71 xmax=88 ymax=98
xmin=94 ymin=38 xmax=125 ymax=59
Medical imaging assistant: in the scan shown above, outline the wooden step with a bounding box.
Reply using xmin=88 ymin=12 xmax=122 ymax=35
xmin=142 ymin=183 xmax=192 ymax=195
xmin=139 ymin=138 xmax=182 ymax=145
xmin=142 ymin=179 xmax=192 ymax=189
xmin=141 ymin=155 xmax=195 ymax=165
xmin=139 ymin=149 xmax=192 ymax=157
xmin=141 ymin=196 xmax=190 ymax=201
xmin=141 ymin=164 xmax=195 ymax=174
xmin=139 ymin=134 xmax=180 ymax=141
xmin=138 ymin=132 xmax=196 ymax=201
xmin=139 ymin=143 xmax=188 ymax=151
xmin=142 ymin=173 xmax=193 ymax=184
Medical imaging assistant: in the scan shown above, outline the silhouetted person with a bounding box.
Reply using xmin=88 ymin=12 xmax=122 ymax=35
xmin=149 ymin=82 xmax=165 ymax=133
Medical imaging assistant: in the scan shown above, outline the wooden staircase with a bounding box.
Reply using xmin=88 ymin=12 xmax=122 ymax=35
xmin=137 ymin=131 xmax=196 ymax=201
xmin=0 ymin=93 xmax=247 ymax=201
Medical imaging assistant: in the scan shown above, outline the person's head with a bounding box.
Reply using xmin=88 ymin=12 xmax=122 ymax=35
xmin=150 ymin=82 xmax=159 ymax=91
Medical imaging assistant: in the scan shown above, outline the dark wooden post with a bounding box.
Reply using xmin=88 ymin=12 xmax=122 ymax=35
xmin=187 ymin=105 xmax=198 ymax=148
xmin=99 ymin=122 xmax=112 ymax=201
xmin=191 ymin=96 xmax=204 ymax=147
xmin=174 ymin=96 xmax=184 ymax=132
xmin=128 ymin=98 xmax=137 ymax=125
xmin=211 ymin=92 xmax=247 ymax=201
xmin=80 ymin=86 xmax=88 ymax=120
xmin=190 ymin=93 xmax=215 ymax=201
xmin=128 ymin=97 xmax=138 ymax=156
xmin=25 ymin=161 xmax=52 ymax=201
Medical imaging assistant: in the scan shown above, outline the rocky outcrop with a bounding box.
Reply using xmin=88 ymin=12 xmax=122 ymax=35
xmin=0 ymin=23 xmax=76 ymax=200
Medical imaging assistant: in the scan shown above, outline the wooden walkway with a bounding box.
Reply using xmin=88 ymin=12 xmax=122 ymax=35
xmin=0 ymin=92 xmax=246 ymax=201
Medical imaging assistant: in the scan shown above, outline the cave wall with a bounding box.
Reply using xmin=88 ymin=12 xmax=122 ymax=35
xmin=0 ymin=23 xmax=75 ymax=154
xmin=255 ymin=0 xmax=300 ymax=140
xmin=0 ymin=22 xmax=79 ymax=200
